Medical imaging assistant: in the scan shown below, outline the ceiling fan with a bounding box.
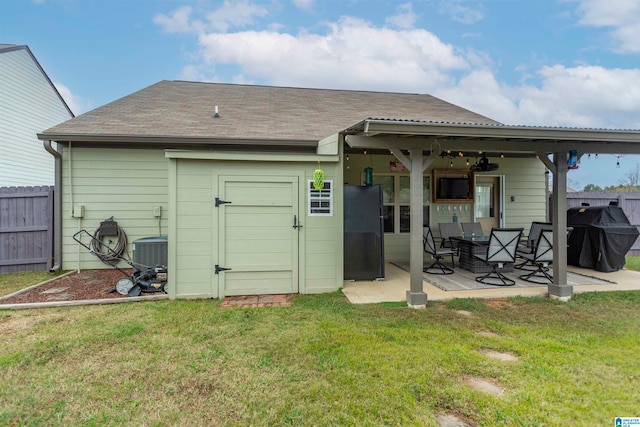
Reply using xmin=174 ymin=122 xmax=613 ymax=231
xmin=470 ymin=153 xmax=499 ymax=172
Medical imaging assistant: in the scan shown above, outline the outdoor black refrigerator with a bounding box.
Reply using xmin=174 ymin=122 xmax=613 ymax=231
xmin=567 ymin=206 xmax=640 ymax=272
xmin=344 ymin=185 xmax=385 ymax=280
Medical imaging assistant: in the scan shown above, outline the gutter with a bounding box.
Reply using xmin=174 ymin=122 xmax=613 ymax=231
xmin=43 ymin=140 xmax=62 ymax=273
xmin=36 ymin=133 xmax=319 ymax=148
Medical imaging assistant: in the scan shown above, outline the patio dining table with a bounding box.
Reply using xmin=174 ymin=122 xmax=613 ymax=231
xmin=450 ymin=236 xmax=515 ymax=274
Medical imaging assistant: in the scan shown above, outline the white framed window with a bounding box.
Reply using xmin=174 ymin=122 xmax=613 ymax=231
xmin=308 ymin=179 xmax=333 ymax=216
xmin=370 ymin=174 xmax=430 ymax=233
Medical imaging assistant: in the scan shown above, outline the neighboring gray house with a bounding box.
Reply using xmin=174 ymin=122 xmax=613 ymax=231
xmin=0 ymin=44 xmax=74 ymax=186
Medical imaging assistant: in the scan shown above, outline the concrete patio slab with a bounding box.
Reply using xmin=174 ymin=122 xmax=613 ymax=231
xmin=342 ymin=262 xmax=640 ymax=304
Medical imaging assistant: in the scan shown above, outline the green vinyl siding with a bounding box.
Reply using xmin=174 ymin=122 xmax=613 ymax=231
xmin=500 ymin=158 xmax=548 ymax=230
xmin=170 ymin=156 xmax=342 ymax=298
xmin=61 ymin=147 xmax=168 ymax=271
xmin=173 ymin=160 xmax=213 ymax=298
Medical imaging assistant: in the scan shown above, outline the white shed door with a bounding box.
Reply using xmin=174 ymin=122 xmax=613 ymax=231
xmin=217 ymin=176 xmax=299 ymax=296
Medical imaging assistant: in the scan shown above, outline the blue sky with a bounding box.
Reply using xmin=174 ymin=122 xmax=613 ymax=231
xmin=2 ymin=0 xmax=639 ymax=189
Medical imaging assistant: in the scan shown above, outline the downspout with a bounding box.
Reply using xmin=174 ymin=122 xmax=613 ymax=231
xmin=43 ymin=140 xmax=62 ymax=273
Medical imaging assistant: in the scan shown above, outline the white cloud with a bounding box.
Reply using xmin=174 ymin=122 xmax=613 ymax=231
xmin=385 ymin=3 xmax=419 ymax=30
xmin=204 ymin=0 xmax=269 ymax=32
xmin=435 ymin=65 xmax=640 ymax=129
xmin=154 ymin=6 xmax=194 ymax=34
xmin=519 ymin=65 xmax=640 ymax=127
xmin=573 ymin=0 xmax=640 ymax=53
xmin=292 ymin=0 xmax=314 ymax=11
xmin=194 ymin=16 xmax=470 ymax=93
xmin=438 ymin=0 xmax=485 ymax=24
xmin=53 ymin=82 xmax=92 ymax=115
xmin=154 ymin=1 xmax=269 ymax=34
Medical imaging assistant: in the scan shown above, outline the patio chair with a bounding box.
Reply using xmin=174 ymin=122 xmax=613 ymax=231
xmin=438 ymin=222 xmax=461 ymax=255
xmin=474 ymin=228 xmax=523 ymax=286
xmin=423 ymin=226 xmax=456 ymax=275
xmin=516 ymin=221 xmax=552 ymax=270
xmin=518 ymin=229 xmax=553 ymax=284
xmin=462 ymin=222 xmax=483 ymax=238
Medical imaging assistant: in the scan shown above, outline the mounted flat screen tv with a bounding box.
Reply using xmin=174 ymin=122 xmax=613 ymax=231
xmin=437 ymin=177 xmax=470 ymax=200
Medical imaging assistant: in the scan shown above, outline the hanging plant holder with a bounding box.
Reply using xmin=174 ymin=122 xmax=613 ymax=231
xmin=313 ymin=167 xmax=325 ymax=190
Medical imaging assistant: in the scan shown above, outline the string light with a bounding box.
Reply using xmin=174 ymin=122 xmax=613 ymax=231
xmin=466 ymin=158 xmax=470 ymax=166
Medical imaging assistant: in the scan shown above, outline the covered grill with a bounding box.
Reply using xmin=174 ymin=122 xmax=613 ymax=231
xmin=567 ymin=206 xmax=640 ymax=272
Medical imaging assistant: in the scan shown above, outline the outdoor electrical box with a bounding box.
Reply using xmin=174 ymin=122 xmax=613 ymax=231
xmin=72 ymin=205 xmax=84 ymax=218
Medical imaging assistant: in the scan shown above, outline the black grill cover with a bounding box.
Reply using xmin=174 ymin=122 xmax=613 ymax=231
xmin=567 ymin=206 xmax=639 ymax=272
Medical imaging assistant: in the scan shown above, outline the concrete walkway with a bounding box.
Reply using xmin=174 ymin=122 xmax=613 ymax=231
xmin=342 ymin=262 xmax=640 ymax=304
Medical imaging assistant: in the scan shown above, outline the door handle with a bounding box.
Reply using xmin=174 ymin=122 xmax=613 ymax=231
xmin=293 ymin=215 xmax=303 ymax=229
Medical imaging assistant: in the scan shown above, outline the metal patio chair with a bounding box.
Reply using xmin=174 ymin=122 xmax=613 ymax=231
xmin=462 ymin=222 xmax=483 ymax=238
xmin=518 ymin=229 xmax=554 ymax=284
xmin=438 ymin=222 xmax=461 ymax=255
xmin=516 ymin=221 xmax=552 ymax=270
xmin=474 ymin=228 xmax=523 ymax=286
xmin=423 ymin=226 xmax=456 ymax=275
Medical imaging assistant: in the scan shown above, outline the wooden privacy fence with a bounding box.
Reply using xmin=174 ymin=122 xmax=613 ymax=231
xmin=0 ymin=186 xmax=54 ymax=273
xmin=550 ymin=192 xmax=640 ymax=256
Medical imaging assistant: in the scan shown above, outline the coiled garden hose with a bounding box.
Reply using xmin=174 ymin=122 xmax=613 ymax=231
xmin=90 ymin=219 xmax=128 ymax=265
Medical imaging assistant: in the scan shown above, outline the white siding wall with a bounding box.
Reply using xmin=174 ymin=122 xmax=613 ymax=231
xmin=0 ymin=48 xmax=73 ymax=186
xmin=61 ymin=147 xmax=169 ymax=271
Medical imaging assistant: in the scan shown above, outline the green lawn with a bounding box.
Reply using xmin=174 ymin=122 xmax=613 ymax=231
xmin=0 ymin=271 xmax=64 ymax=298
xmin=625 ymin=255 xmax=640 ymax=272
xmin=1 ymin=286 xmax=639 ymax=426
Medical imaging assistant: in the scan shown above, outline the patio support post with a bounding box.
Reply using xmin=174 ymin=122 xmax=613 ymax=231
xmin=549 ymin=151 xmax=573 ymax=300
xmin=406 ymin=149 xmax=428 ymax=308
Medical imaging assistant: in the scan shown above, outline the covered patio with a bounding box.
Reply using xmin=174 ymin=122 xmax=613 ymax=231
xmin=342 ymin=120 xmax=640 ymax=307
xmin=342 ymin=262 xmax=640 ymax=304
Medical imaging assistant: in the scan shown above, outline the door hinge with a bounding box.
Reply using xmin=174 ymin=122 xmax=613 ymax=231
xmin=215 ymin=265 xmax=232 ymax=274
xmin=215 ymin=197 xmax=232 ymax=207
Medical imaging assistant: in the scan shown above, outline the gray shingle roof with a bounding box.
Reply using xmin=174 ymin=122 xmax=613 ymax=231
xmin=40 ymin=80 xmax=499 ymax=143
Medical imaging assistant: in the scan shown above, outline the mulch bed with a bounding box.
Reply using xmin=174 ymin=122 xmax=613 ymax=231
xmin=0 ymin=269 xmax=166 ymax=305
xmin=1 ymin=270 xmax=290 ymax=308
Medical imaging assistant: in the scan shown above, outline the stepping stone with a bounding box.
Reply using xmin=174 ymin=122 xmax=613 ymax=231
xmin=46 ymin=293 xmax=73 ymax=301
xmin=437 ymin=413 xmax=474 ymax=427
xmin=475 ymin=331 xmax=500 ymax=338
xmin=480 ymin=349 xmax=519 ymax=361
xmin=41 ymin=287 xmax=70 ymax=294
xmin=465 ymin=376 xmax=504 ymax=396
xmin=456 ymin=310 xmax=473 ymax=316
